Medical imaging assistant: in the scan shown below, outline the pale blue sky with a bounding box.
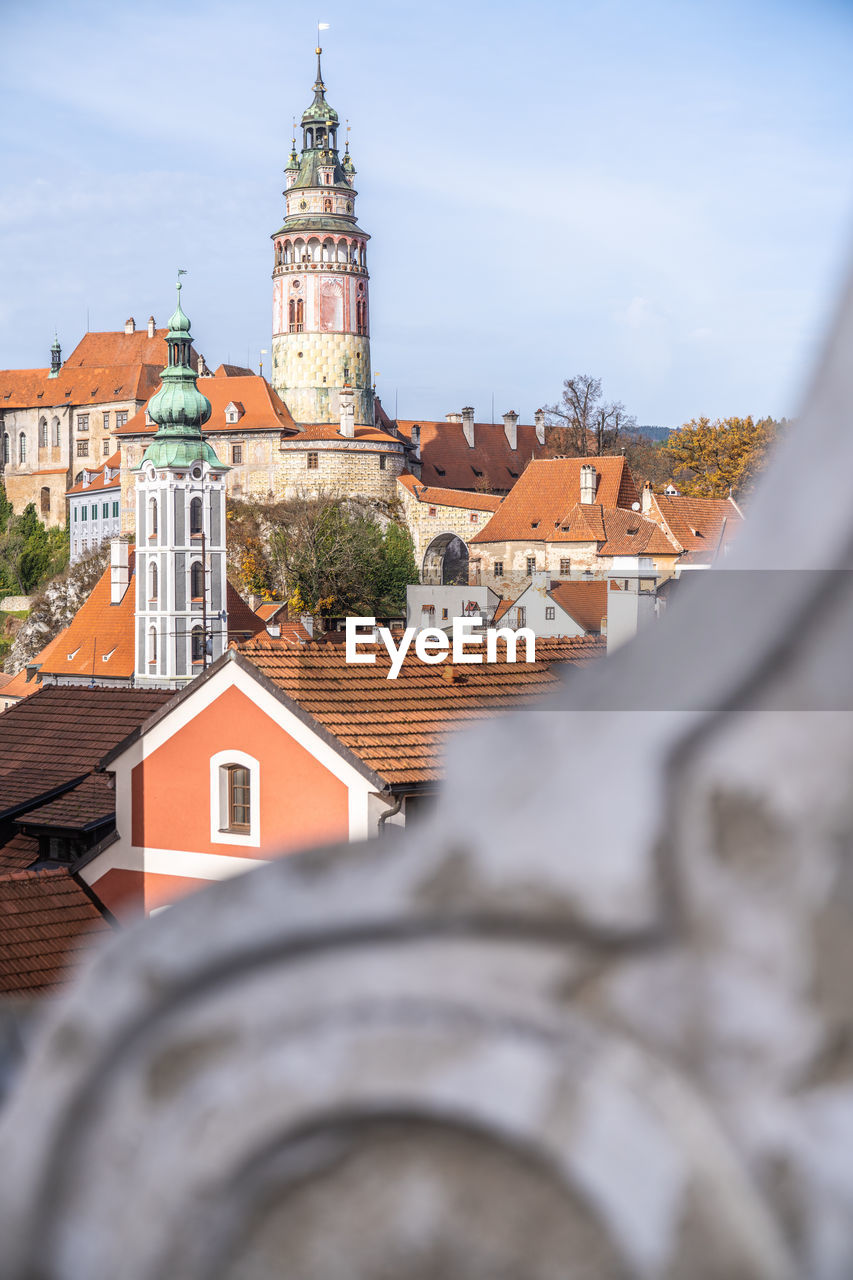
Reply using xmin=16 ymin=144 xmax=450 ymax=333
xmin=2 ymin=0 xmax=852 ymax=427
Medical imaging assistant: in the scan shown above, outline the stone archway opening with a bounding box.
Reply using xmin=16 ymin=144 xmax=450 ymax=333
xmin=423 ymin=533 xmax=469 ymax=586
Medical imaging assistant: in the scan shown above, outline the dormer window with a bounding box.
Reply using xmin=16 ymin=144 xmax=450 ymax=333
xmin=224 ymin=401 xmax=244 ymax=425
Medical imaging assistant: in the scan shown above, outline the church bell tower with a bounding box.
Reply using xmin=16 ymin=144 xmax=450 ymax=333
xmin=133 ymin=282 xmax=229 ymax=688
xmin=270 ymin=47 xmax=374 ymax=426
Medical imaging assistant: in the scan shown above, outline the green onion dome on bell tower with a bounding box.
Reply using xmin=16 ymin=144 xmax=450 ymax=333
xmin=136 ymin=281 xmax=226 ymax=472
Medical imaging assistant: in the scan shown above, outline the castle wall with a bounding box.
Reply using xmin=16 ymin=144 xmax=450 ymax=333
xmin=397 ymin=484 xmax=496 ymax=573
xmin=271 ymin=326 xmax=372 ymax=425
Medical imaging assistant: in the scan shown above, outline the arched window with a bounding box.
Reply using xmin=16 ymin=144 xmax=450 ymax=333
xmin=38 ymin=418 xmax=47 ymax=448
xmin=2 ymin=434 xmax=8 ymax=464
xmin=51 ymin=417 xmax=60 ymax=447
xmin=296 ymin=298 xmax=304 ymax=329
xmin=190 ymin=496 xmax=203 ymax=536
xmin=19 ymin=433 xmax=27 ymax=464
xmin=191 ymin=626 xmax=205 ymax=665
xmin=149 ymin=561 xmax=158 ymax=601
xmin=147 ymin=626 xmax=157 ymax=665
xmin=148 ymin=496 xmax=158 ymax=541
xmin=288 ymin=297 xmax=296 ymax=332
xmin=191 ymin=560 xmax=204 ymax=600
xmin=324 ymin=199 xmax=333 ymax=214
xmin=225 ymin=764 xmax=250 ymax=831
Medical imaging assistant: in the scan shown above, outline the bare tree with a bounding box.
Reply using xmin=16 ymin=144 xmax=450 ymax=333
xmin=544 ymin=374 xmax=636 ymax=457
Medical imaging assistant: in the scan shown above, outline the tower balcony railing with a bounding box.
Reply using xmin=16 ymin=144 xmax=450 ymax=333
xmin=274 ymin=261 xmax=367 ymax=276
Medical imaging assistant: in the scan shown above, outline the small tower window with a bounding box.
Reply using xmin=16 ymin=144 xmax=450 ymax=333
xmin=190 ymin=496 xmax=203 ymax=537
xmin=148 ymin=496 xmax=158 ymax=541
xmin=379 ymin=454 xmax=386 ymax=470
xmin=191 ymin=560 xmax=204 ymax=600
xmin=147 ymin=626 xmax=157 ymax=666
xmin=149 ymin=562 xmax=158 ymax=602
xmin=38 ymin=418 xmax=47 ymax=447
xmin=307 ymin=452 xmax=318 ymax=470
xmin=19 ymin=433 xmax=27 ymax=464
xmin=191 ymin=626 xmax=205 ymax=665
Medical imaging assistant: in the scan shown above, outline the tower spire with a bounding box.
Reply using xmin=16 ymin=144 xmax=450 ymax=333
xmin=314 ymin=44 xmax=324 ymax=90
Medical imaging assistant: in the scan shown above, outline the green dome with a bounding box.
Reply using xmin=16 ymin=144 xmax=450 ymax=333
xmin=302 ymin=97 xmax=338 ymax=125
xmin=134 ymin=280 xmax=227 ymax=475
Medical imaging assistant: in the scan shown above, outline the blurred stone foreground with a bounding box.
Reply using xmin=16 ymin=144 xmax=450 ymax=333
xmin=3 ymin=282 xmax=853 ymax=1279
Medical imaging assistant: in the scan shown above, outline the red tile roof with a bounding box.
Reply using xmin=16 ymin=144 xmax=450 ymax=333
xmin=648 ymin=492 xmax=743 ymax=565
xmin=0 ymin=329 xmax=173 ymax=410
xmin=293 ymin=422 xmax=403 ymax=444
xmin=0 ymin=686 xmax=173 ymax=793
xmin=0 ymin=868 xmax=113 ymax=994
xmin=0 ymin=832 xmax=39 ymax=873
xmin=469 ymin=458 xmax=645 ymax=545
xmin=237 ymin=631 xmax=604 ymax=785
xmin=214 ymin=363 xmax=254 ymax=377
xmin=0 ymin=627 xmax=73 ymax=704
xmin=19 ymin=773 xmax=115 ymax=832
xmin=116 ymin=374 xmax=297 ymax=437
xmin=396 ymin=419 xmax=548 ymax=490
xmin=397 ymin=472 xmax=502 ymax=512
xmin=66 ymin=452 xmax=121 ymax=495
xmin=546 ymin=580 xmax=609 ymax=633
xmin=254 ymin=602 xmax=287 ymax=621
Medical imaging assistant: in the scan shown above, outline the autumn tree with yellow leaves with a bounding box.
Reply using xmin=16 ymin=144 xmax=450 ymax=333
xmin=662 ymin=416 xmax=785 ymax=500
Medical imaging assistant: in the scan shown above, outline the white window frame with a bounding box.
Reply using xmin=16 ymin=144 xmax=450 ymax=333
xmin=210 ymin=749 xmax=261 ymax=848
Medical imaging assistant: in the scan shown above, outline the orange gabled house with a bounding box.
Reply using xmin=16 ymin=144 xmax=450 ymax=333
xmin=88 ymin=632 xmax=603 ymax=918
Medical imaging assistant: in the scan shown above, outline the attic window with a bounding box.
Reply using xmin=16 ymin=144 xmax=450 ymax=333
xmin=90 ymin=387 xmax=98 ymax=396
xmin=114 ymin=386 xmax=122 ymax=395
xmin=471 ymin=467 xmax=483 ymax=477
xmin=36 ymin=391 xmax=44 ymax=399
xmin=531 ymin=521 xmax=539 ymax=529
xmin=102 ymin=647 xmax=117 ymax=662
xmin=434 ymin=466 xmax=446 ymax=476
xmin=690 ymin=527 xmax=702 ymax=537
xmin=65 ymin=390 xmax=71 ymax=397
xmin=508 ymin=469 xmax=519 ymax=478
xmin=627 ymin=525 xmax=640 ymax=535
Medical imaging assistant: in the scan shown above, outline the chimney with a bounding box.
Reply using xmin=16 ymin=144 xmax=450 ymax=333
xmin=642 ymin=480 xmax=654 ymax=515
xmin=502 ymin=409 xmax=518 ymax=451
xmin=300 ymin=613 xmax=314 ymax=638
xmin=340 ymin=384 xmax=355 ymax=438
xmin=110 ymin=539 xmax=129 ymax=604
xmin=580 ymin=463 xmax=597 ymax=505
xmin=147 ymin=316 xmax=155 ymax=338
xmin=534 ymin=409 xmax=546 ymax=446
xmin=198 ymin=353 xmax=209 ymax=377
xmin=445 ymin=412 xmax=462 ymax=423
xmin=410 ymin=423 xmax=421 ymax=459
xmin=532 ymin=569 xmax=550 ymax=594
xmin=125 ymin=317 xmax=136 ymax=335
xmin=461 ymin=406 xmax=475 ymax=449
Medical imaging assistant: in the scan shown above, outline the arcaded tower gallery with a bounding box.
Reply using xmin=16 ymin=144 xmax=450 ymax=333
xmin=270 ymin=47 xmax=373 ymax=427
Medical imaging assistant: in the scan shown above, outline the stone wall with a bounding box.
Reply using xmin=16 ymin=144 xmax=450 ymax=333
xmin=270 ymin=331 xmax=373 ymax=426
xmin=398 ymin=483 xmax=495 ymax=575
xmin=472 ymin=538 xmax=679 ymax=597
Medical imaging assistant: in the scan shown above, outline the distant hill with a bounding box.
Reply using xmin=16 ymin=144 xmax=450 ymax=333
xmin=624 ymin=425 xmax=673 ymax=443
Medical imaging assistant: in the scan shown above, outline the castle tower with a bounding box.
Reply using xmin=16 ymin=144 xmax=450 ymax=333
xmin=133 ymin=282 xmax=230 ymax=688
xmin=270 ymin=47 xmax=374 ymax=426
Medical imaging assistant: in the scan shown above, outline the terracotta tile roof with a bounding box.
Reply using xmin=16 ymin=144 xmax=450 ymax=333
xmin=0 ymin=628 xmax=73 ymax=704
xmin=214 ymin=363 xmax=254 ymax=377
xmin=227 ymin=583 xmax=268 ymax=640
xmin=595 ymin=506 xmax=679 ymax=556
xmin=0 ymin=868 xmax=112 ymax=994
xmin=19 ymin=773 xmax=114 ymax=832
xmin=116 ymin=375 xmax=297 ymax=437
xmin=0 ymin=832 xmax=39 ymax=873
xmin=66 ymin=452 xmax=121 ymax=495
xmin=547 ymin=580 xmax=608 ymax=633
xmin=397 ymin=472 xmax=502 ymax=512
xmin=469 ymin=457 xmax=640 ymax=543
xmin=648 ymin=492 xmax=743 ymax=565
xmin=254 ymin=602 xmax=287 ymax=621
xmin=0 ymin=673 xmax=13 ymax=691
xmin=292 ymin=422 xmax=404 ymax=444
xmin=396 ymin=419 xmax=548 ymax=490
xmin=0 ymin=331 xmax=170 ymax=409
xmin=493 ymin=600 xmax=511 ymax=622
xmin=61 ymin=328 xmax=170 ymax=370
xmin=237 ymin=632 xmax=604 ymax=785
xmin=0 ymin=686 xmax=172 ymax=796
xmin=0 ymin=765 xmax=82 ymax=820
